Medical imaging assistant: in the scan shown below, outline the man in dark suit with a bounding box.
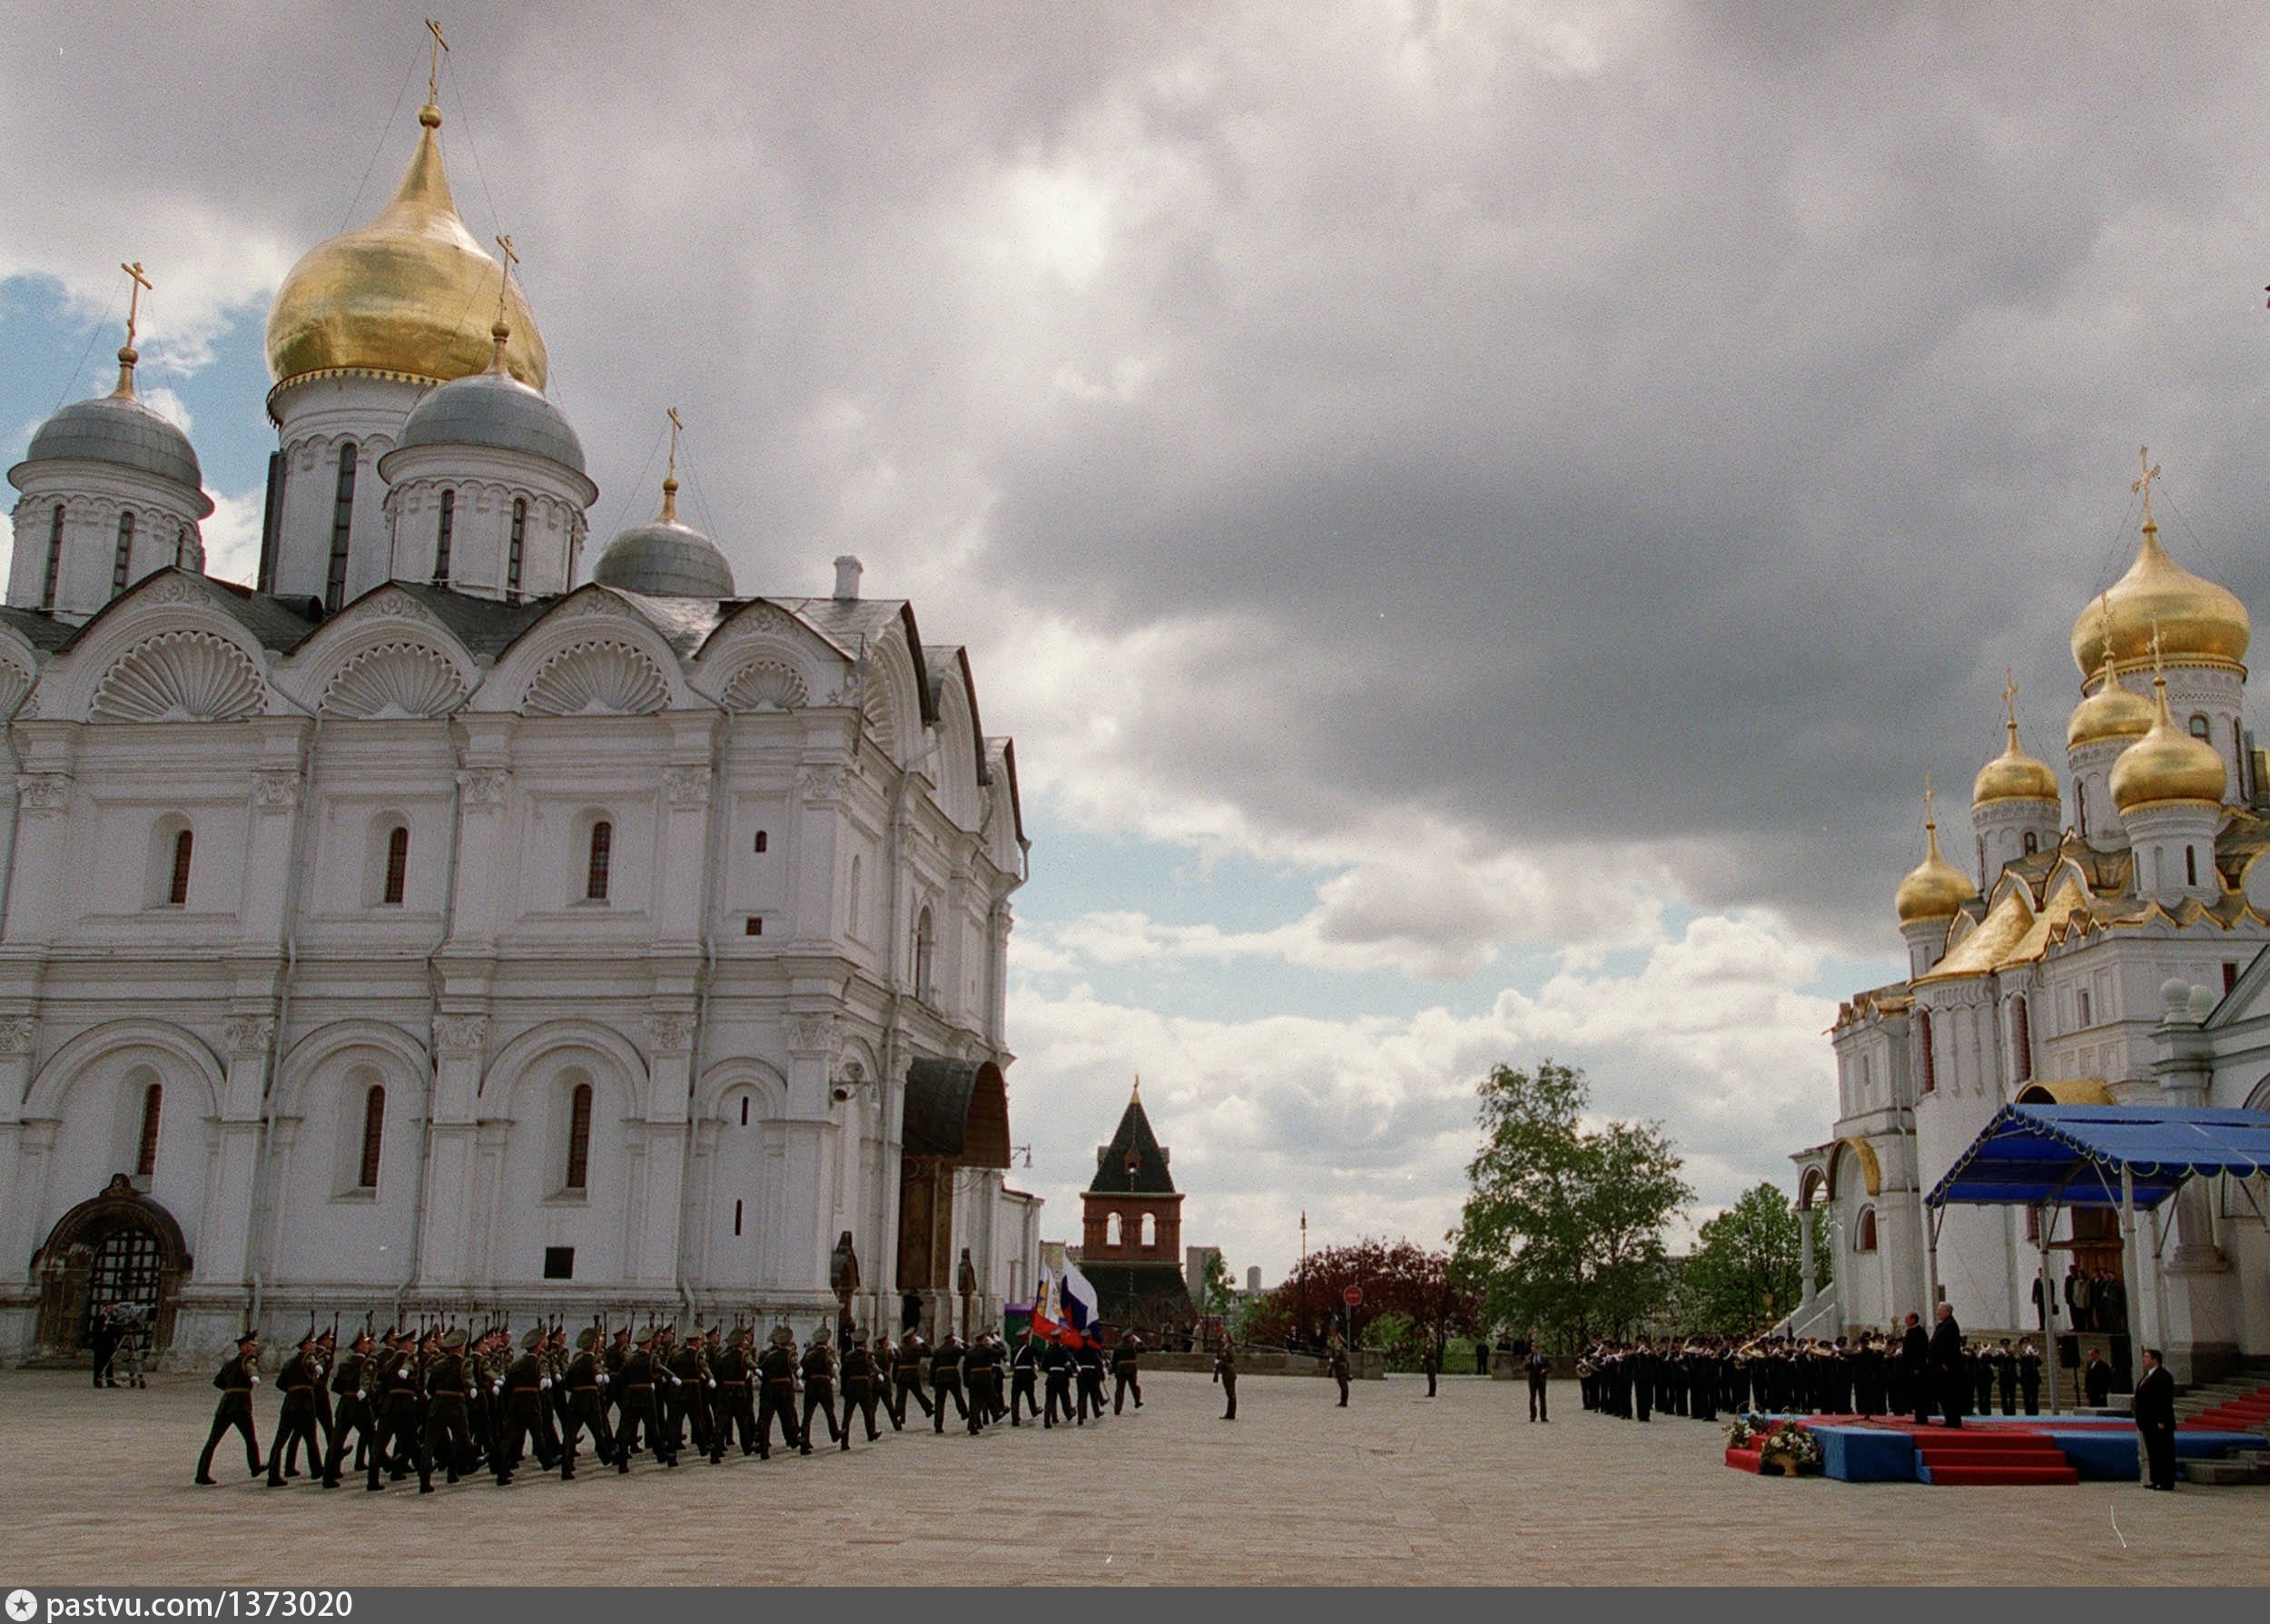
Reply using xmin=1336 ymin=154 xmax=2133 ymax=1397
xmin=2084 ymin=1347 xmax=2114 ymax=1407
xmin=2132 ymin=1347 xmax=2176 ymax=1490
xmin=1900 ymin=1312 xmax=1930 ymax=1425
xmin=1928 ymin=1304 xmax=1967 ymax=1427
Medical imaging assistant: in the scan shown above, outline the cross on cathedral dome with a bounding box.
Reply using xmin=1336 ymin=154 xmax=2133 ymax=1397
xmin=2068 ymin=458 xmax=2248 ymax=675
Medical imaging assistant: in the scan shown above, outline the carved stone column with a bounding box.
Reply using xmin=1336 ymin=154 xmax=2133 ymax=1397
xmin=418 ymin=1013 xmax=489 ymax=1289
xmin=635 ymin=1009 xmax=696 ymax=1288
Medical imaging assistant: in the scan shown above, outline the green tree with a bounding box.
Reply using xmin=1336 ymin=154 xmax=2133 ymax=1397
xmin=1450 ymin=1059 xmax=1693 ymax=1350
xmin=1676 ymin=1181 xmax=1825 ymax=1335
xmin=1197 ymin=1249 xmax=1236 ymax=1317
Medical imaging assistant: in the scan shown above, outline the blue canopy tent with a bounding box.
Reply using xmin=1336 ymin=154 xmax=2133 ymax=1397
xmin=1926 ymin=1105 xmax=2270 ymax=1405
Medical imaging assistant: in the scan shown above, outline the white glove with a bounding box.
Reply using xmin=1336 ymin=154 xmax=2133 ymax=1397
xmin=491 ymin=1381 xmax=504 ymax=1394
xmin=251 ymin=1374 xmax=262 ymax=1386
xmin=597 ymin=1373 xmax=610 ymax=1386
xmin=706 ymin=1378 xmax=716 ymax=1389
xmin=396 ymin=1366 xmax=410 ymax=1380
xmin=539 ymin=1377 xmax=552 ymax=1391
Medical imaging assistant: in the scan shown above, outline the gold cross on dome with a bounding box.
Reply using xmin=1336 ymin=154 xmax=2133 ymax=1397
xmin=2002 ymin=667 xmax=2019 ymax=730
xmin=425 ymin=19 xmax=449 ymax=104
xmin=120 ymin=261 xmax=151 ymax=347
xmin=2133 ymin=446 xmax=2163 ymax=527
xmin=1922 ymin=773 xmax=1938 ymax=832
xmin=492 ymin=233 xmax=518 ymax=324
xmin=666 ymin=408 xmax=683 ymax=479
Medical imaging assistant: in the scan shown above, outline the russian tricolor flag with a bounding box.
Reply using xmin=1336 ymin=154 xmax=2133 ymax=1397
xmin=1033 ymin=1254 xmax=1101 ymax=1347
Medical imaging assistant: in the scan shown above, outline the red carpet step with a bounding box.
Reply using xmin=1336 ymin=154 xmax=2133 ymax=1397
xmin=1910 ymin=1428 xmax=2078 ymax=1485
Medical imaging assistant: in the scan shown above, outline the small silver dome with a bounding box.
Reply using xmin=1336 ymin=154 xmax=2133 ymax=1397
xmin=594 ymin=517 xmax=736 ymax=599
xmin=395 ymin=369 xmax=587 ymax=474
xmin=10 ymin=391 xmax=206 ymax=501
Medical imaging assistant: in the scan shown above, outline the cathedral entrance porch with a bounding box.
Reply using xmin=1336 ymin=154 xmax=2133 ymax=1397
xmin=25 ymin=1175 xmax=190 ymax=1368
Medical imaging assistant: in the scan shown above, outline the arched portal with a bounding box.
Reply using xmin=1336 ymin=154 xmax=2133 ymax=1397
xmin=30 ymin=1174 xmax=192 ymax=1363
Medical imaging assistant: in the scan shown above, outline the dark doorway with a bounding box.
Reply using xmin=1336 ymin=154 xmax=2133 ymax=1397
xmin=31 ymin=1175 xmax=191 ymax=1365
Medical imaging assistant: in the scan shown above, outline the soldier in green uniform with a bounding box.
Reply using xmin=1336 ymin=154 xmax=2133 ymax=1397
xmin=755 ymin=1326 xmax=799 ymax=1459
xmin=602 ymin=1323 xmax=632 ymax=1435
xmin=1111 ymin=1332 xmax=1146 ymax=1413
xmin=929 ymin=1331 xmax=968 ymax=1432
xmin=265 ymin=1328 xmax=326 ymax=1485
xmin=962 ymin=1331 xmax=997 ymax=1434
xmin=1328 ymin=1334 xmax=1351 ymax=1407
xmin=420 ymin=1328 xmax=480 ymax=1489
xmin=840 ymin=1329 xmax=883 ymax=1446
xmin=893 ymin=1330 xmax=934 ymax=1427
xmin=1213 ymin=1339 xmax=1238 ymax=1420
xmin=709 ymin=1324 xmax=756 ymax=1460
xmin=559 ymin=1324 xmax=615 ymax=1479
xmin=666 ymin=1324 xmax=713 ymax=1462
xmin=799 ymin=1324 xmax=843 ymax=1454
xmin=194 ymin=1332 xmax=263 ymax=1484
xmin=493 ymin=1326 xmax=554 ymax=1483
xmin=615 ymin=1327 xmax=673 ymax=1471
xmin=321 ymin=1327 xmax=378 ymax=1488
xmin=367 ymin=1328 xmax=424 ymax=1491
xmin=873 ymin=1332 xmax=902 ymax=1429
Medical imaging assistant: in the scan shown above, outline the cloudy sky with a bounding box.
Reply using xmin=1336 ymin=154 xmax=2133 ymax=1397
xmin=9 ymin=3 xmax=2270 ymax=1283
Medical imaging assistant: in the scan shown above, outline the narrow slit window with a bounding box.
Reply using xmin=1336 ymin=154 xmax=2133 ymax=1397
xmin=135 ymin=1083 xmax=162 ymax=1177
xmin=111 ymin=510 xmax=135 ymax=595
xmin=585 ymin=820 xmax=612 ymax=901
xmin=2186 ymin=846 xmax=2199 ymax=887
xmin=734 ymin=1199 xmax=744 ymax=1237
xmin=42 ymin=503 xmax=64 ymax=608
xmin=753 ymin=830 xmax=768 ymax=853
xmin=382 ymin=825 xmax=409 ymax=906
xmin=326 ymin=442 xmax=357 ymax=613
xmin=433 ymin=489 xmax=455 ymax=584
xmin=358 ymin=1084 xmax=386 ymax=1188
xmin=167 ymin=829 xmax=193 ymax=907
xmin=507 ymin=498 xmax=526 ymax=599
xmin=565 ymin=1082 xmax=592 ymax=1190
xmin=739 ymin=1097 xmax=749 ymax=1127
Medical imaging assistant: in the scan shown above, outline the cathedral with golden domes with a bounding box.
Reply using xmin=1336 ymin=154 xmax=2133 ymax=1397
xmin=0 ymin=78 xmax=1041 ymax=1365
xmin=1793 ymin=469 xmax=2270 ymax=1379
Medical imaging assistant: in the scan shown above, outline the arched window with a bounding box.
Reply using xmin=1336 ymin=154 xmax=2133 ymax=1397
xmin=111 ymin=510 xmax=135 ymax=595
xmin=2022 ymin=831 xmax=2038 ymax=856
xmin=565 ymin=1081 xmax=593 ymax=1190
xmin=2186 ymin=845 xmax=2200 ymax=888
xmin=357 ymin=1084 xmax=386 ymax=1188
xmin=1916 ymin=1008 xmax=1935 ymax=1095
xmin=1857 ymin=1207 xmax=1879 ymax=1252
xmin=2011 ymin=995 xmax=2031 ymax=1082
xmin=1105 ymin=1212 xmax=1122 ymax=1246
xmin=753 ymin=830 xmax=768 ymax=853
xmin=167 ymin=828 xmax=193 ymax=907
xmin=2189 ymin=714 xmax=2211 ymax=742
xmin=42 ymin=503 xmax=65 ymax=608
xmin=326 ymin=441 xmax=357 ymax=613
xmin=507 ymin=498 xmax=526 ymax=600
xmin=914 ymin=907 xmax=936 ymax=1002
xmin=135 ymin=1082 xmax=162 ymax=1177
xmin=1140 ymin=1212 xmax=1156 ymax=1247
xmin=382 ymin=825 xmax=410 ymax=906
xmin=585 ymin=820 xmax=613 ymax=901
xmin=433 ymin=489 xmax=455 ymax=584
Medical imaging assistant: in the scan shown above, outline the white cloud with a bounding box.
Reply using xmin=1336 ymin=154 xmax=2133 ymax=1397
xmin=200 ymin=487 xmax=264 ymax=587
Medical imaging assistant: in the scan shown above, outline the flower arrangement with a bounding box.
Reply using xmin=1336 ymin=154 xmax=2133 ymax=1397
xmin=1725 ymin=1413 xmax=1770 ymax=1449
xmin=1756 ymin=1421 xmax=1821 ymax=1473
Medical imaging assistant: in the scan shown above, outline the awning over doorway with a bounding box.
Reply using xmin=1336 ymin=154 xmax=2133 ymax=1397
xmin=903 ymin=1057 xmax=1012 ymax=1167
xmin=1928 ymin=1104 xmax=2270 ymax=1210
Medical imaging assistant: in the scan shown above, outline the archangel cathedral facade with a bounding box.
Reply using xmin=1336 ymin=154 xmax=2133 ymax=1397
xmin=1794 ymin=489 xmax=2270 ymax=1378
xmin=0 ymin=94 xmax=1041 ymax=1363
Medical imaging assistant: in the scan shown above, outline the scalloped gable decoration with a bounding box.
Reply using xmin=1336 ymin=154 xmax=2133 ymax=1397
xmin=90 ymin=630 xmax=265 ymax=723
xmin=521 ymin=638 xmax=670 ymax=716
xmin=721 ymin=658 xmax=807 ymax=713
xmin=321 ymin=641 xmax=469 ymax=718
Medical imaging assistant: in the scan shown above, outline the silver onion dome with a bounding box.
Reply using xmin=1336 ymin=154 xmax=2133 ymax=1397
xmin=394 ymin=367 xmax=587 ymax=475
xmin=593 ymin=508 xmax=737 ymax=598
xmin=10 ymin=389 xmax=209 ymax=509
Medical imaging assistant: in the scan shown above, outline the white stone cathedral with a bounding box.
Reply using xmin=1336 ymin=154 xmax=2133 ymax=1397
xmin=1794 ymin=474 xmax=2270 ymax=1379
xmin=0 ymin=92 xmax=1040 ymax=1364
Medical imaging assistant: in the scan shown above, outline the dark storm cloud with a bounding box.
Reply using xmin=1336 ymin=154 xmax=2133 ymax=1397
xmin=12 ymin=3 xmax=2270 ymax=948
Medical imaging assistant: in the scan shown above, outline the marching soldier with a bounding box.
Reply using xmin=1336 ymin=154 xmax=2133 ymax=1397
xmin=873 ymin=1331 xmax=903 ymax=1429
xmin=1042 ymin=1334 xmax=1078 ymax=1427
xmin=368 ymin=1328 xmax=424 ymax=1491
xmin=265 ymin=1327 xmax=326 ymax=1486
xmin=560 ymin=1325 xmax=616 ymax=1479
xmin=603 ymin=1323 xmax=633 ymax=1433
xmin=616 ymin=1327 xmax=674 ymax=1470
xmin=493 ymin=1325 xmax=555 ymax=1483
xmin=667 ymin=1324 xmax=714 ymax=1462
xmin=1009 ymin=1329 xmax=1041 ymax=1425
xmin=321 ymin=1327 xmax=379 ymax=1488
xmin=709 ymin=1324 xmax=757 ymax=1461
xmin=421 ymin=1327 xmax=480 ymax=1489
xmin=306 ymin=1324 xmax=340 ymax=1472
xmin=1213 ymin=1338 xmax=1238 ymax=1421
xmin=893 ymin=1329 xmax=934 ymax=1427
xmin=800 ymin=1324 xmax=843 ymax=1453
xmin=964 ymin=1330 xmax=999 ymax=1434
xmin=194 ymin=1331 xmax=263 ymax=1485
xmin=755 ymin=1326 xmax=800 ymax=1459
xmin=1111 ymin=1331 xmax=1145 ymax=1413
xmin=841 ymin=1329 xmax=883 ymax=1446
xmin=929 ymin=1331 xmax=968 ymax=1432
xmin=1075 ymin=1335 xmax=1109 ymax=1422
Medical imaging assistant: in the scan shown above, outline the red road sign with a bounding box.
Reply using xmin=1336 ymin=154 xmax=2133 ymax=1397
xmin=1342 ymin=1284 xmax=1363 ymax=1307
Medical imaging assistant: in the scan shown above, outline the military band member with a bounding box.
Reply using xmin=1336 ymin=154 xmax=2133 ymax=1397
xmin=755 ymin=1326 xmax=801 ymax=1459
xmin=265 ymin=1328 xmax=326 ymax=1486
xmin=894 ymin=1329 xmax=935 ymax=1425
xmin=930 ymin=1332 xmax=969 ymax=1432
xmin=1009 ymin=1330 xmax=1041 ymax=1425
xmin=194 ymin=1332 xmax=263 ymax=1485
xmin=800 ymin=1324 xmax=843 ymax=1454
xmin=1112 ymin=1332 xmax=1145 ymax=1413
xmin=841 ymin=1330 xmax=883 ymax=1445
xmin=2018 ymin=1340 xmax=2044 ymax=1416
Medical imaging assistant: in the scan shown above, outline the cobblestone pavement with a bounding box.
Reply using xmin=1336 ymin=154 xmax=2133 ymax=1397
xmin=1 ymin=1370 xmax=2264 ymax=1586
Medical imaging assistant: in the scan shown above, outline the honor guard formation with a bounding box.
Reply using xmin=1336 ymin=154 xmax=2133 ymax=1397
xmin=192 ymin=1318 xmax=1150 ymax=1491
xmin=1574 ymin=1326 xmax=2050 ymax=1425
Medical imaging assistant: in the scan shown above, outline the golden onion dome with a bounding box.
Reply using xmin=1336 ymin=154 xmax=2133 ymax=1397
xmin=2066 ymin=669 xmax=2155 ymax=751
xmin=2109 ymin=675 xmax=2228 ymax=812
xmin=1972 ymin=718 xmax=2059 ymax=806
xmin=2069 ymin=517 xmax=2248 ymax=675
xmin=1895 ymin=816 xmax=1979 ymax=925
xmin=265 ymin=103 xmax=546 ymax=396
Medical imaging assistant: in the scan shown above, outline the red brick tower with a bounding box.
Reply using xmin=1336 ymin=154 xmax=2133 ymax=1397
xmin=1079 ymin=1078 xmax=1189 ymax=1333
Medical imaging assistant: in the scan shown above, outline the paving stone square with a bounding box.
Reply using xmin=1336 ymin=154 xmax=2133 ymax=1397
xmin=1 ymin=1370 xmax=2264 ymax=1586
